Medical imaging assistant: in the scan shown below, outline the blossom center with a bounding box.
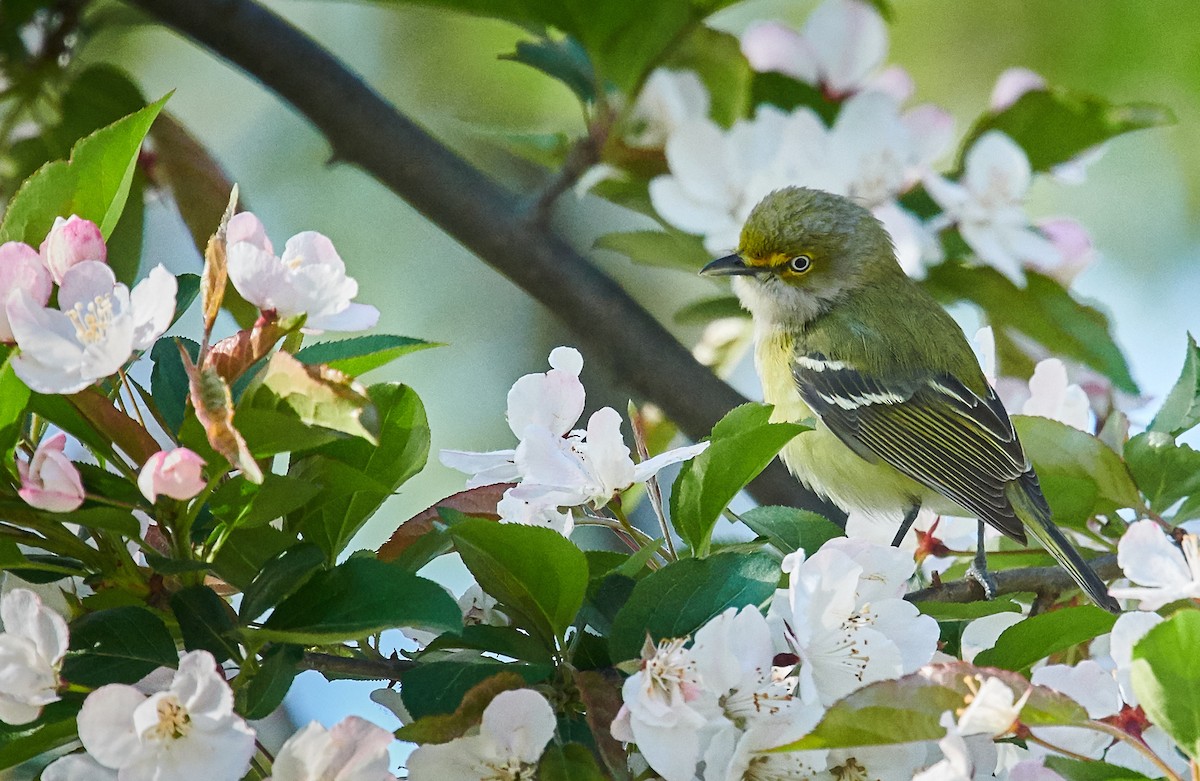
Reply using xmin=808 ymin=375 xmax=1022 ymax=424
xmin=284 ymin=253 xmax=306 ymax=270
xmin=146 ymin=695 xmax=192 ymax=740
xmin=482 ymin=759 xmax=537 ymax=780
xmin=829 ymin=757 xmax=869 ymax=781
xmin=641 ymin=638 xmax=700 ymax=703
xmin=66 ymin=294 xmax=115 ymax=344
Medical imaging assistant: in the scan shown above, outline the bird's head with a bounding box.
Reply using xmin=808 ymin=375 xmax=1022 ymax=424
xmin=701 ymin=187 xmax=897 ymax=327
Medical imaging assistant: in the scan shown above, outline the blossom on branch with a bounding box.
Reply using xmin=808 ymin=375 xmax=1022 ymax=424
xmin=0 ymin=240 xmax=52 ymax=343
xmin=74 ymin=650 xmax=256 ymax=781
xmin=406 ymin=689 xmax=556 ymax=780
xmin=226 ymin=212 xmax=379 ymax=333
xmin=17 ymin=432 xmax=86 ymax=512
xmin=138 ymin=447 xmax=207 ymax=503
xmin=1110 ymin=519 xmax=1200 ymax=610
xmin=0 ymin=588 xmax=69 ymax=725
xmin=7 ymin=261 xmax=176 ymax=394
xmin=268 ymin=716 xmax=397 ymax=781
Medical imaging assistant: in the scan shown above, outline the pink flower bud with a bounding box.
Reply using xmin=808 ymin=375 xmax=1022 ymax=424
xmin=17 ymin=433 xmax=86 ymax=512
xmin=39 ymin=215 xmax=106 ymax=284
xmin=0 ymin=241 xmax=52 ymax=343
xmin=138 ymin=448 xmax=207 ymax=502
xmin=226 ymin=212 xmax=274 ymax=255
xmin=989 ymin=67 xmax=1046 ymax=112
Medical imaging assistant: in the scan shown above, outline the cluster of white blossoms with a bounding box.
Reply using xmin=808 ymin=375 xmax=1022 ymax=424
xmin=637 ymin=0 xmax=1095 ymax=285
xmin=0 ymin=589 xmax=398 ymax=781
xmin=441 ymin=347 xmax=708 ymax=534
xmin=611 ymin=539 xmax=940 ymax=781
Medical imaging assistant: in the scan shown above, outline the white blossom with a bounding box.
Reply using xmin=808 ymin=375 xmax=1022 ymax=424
xmin=1110 ymin=519 xmax=1200 ymax=610
xmin=41 ymin=753 xmax=118 ymax=781
xmin=75 ymin=650 xmax=256 ymax=781
xmin=1029 ymin=661 xmax=1121 ymax=759
xmin=956 ymin=676 xmax=1030 ymax=737
xmin=267 ymin=716 xmax=397 ymax=781
xmin=914 ymin=712 xmax=998 ymax=781
xmin=0 ymin=588 xmax=69 ymax=725
xmin=7 ymin=261 xmax=175 ymax=394
xmin=924 ymin=130 xmax=1059 ymax=284
xmin=627 ymin=69 xmax=711 ymax=148
xmin=1022 ymin=359 xmax=1091 ymax=432
xmin=226 ymin=212 xmax=378 ymax=333
xmin=406 ymin=689 xmax=556 ymax=781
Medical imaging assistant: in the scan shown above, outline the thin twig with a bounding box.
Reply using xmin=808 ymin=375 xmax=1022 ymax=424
xmin=300 ymin=651 xmax=415 ymax=681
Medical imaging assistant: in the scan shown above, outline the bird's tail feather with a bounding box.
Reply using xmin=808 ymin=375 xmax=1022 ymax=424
xmin=1007 ymin=480 xmax=1120 ymax=614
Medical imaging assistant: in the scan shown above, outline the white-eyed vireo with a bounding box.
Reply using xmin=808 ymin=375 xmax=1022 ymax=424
xmin=702 ymin=186 xmax=1118 ymax=613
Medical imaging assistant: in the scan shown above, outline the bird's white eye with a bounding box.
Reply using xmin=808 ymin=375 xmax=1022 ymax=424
xmin=788 ymin=255 xmax=813 ymax=274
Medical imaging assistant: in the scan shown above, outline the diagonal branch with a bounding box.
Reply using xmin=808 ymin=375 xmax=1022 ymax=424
xmin=122 ymin=0 xmax=834 ymax=515
xmin=906 ymin=554 xmax=1120 ymax=606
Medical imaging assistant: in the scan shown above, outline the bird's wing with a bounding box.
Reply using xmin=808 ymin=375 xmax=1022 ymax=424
xmin=791 ymin=352 xmax=1031 ymax=542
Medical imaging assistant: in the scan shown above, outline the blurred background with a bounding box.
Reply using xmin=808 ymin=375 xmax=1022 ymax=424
xmin=27 ymin=0 xmax=1200 ymax=757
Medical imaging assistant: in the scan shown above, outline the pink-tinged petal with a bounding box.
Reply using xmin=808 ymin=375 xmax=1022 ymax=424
xmin=903 ymin=104 xmax=956 ymax=168
xmin=740 ymin=21 xmax=819 ymax=83
xmin=77 ymin=684 xmax=145 ymax=768
xmin=0 ymin=241 xmax=52 ymax=342
xmin=632 ymin=440 xmax=709 ymax=483
xmin=139 ymin=448 xmax=207 ymax=503
xmin=227 ymin=241 xmax=289 ymax=312
xmin=56 ymin=260 xmax=118 ymax=312
xmin=325 ymin=716 xmax=396 ymax=780
xmin=305 ymin=302 xmax=380 ymax=333
xmin=964 ymin=131 xmax=1032 ymax=201
xmin=990 ymin=67 xmax=1046 ymax=111
xmin=866 ymin=64 xmax=914 ymax=102
xmin=1 ymin=588 xmax=69 ymax=663
xmin=480 ymin=689 xmax=557 ymax=765
xmin=40 ymin=216 xmax=106 ymax=284
xmin=804 ymin=0 xmax=888 ymax=95
xmin=547 ymin=346 xmax=582 ymax=375
xmin=226 ymin=212 xmax=273 ymax=255
xmin=1034 ymin=217 xmax=1094 ymax=284
xmin=17 ymin=433 xmax=86 ymax=512
xmin=505 ymin=354 xmax=586 ymax=438
xmin=129 ymin=264 xmax=178 ymax=350
xmin=282 ymin=230 xmax=345 ymax=270
xmin=582 ymin=407 xmax=635 ymax=497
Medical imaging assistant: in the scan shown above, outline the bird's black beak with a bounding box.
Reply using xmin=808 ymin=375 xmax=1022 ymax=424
xmin=700 ymin=254 xmax=759 ymax=277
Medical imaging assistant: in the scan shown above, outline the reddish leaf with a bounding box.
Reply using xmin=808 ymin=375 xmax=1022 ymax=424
xmin=69 ymin=388 xmax=160 ymax=465
xmin=377 ymin=483 xmax=508 ymax=562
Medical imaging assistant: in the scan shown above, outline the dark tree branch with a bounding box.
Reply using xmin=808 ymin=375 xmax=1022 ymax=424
xmin=301 ymin=651 xmax=415 ymax=681
xmin=123 ymin=0 xmax=834 ymax=515
xmin=906 ymin=554 xmax=1120 ymax=606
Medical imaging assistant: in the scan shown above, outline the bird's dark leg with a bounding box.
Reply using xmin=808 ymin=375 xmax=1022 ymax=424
xmin=891 ymin=504 xmax=921 ymax=548
xmin=966 ymin=520 xmax=999 ymax=599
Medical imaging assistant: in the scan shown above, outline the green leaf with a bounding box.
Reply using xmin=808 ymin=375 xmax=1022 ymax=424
xmin=235 ymin=644 xmax=303 ymax=720
xmin=289 ymin=383 xmax=429 ymax=559
xmin=539 ymin=743 xmax=607 ymax=781
xmin=171 ymin=585 xmax=240 ymax=663
xmin=594 ymin=229 xmax=713 ymax=272
xmin=923 ymin=264 xmax=1138 ymax=395
xmin=399 ymin=656 xmax=553 ymax=720
xmin=0 ymin=351 xmax=31 ymax=460
xmin=674 ymin=296 xmax=748 ymax=324
xmin=295 ymin=334 xmax=441 ymax=377
xmin=257 ymin=557 xmax=460 ymax=644
xmin=0 ymin=94 xmax=170 ymax=245
xmin=775 ymin=662 xmax=1088 ymax=751
xmin=251 ymin=351 xmax=377 ymax=443
xmin=150 ymin=337 xmax=200 ymax=434
xmin=1013 ymin=416 xmax=1142 ymax=527
xmin=53 ymin=507 xmax=141 ymax=537
xmin=239 ymin=542 xmax=327 ymax=622
xmin=61 ymin=606 xmax=179 ymax=687
xmin=209 ymin=473 xmax=323 ymax=531
xmin=1124 ymin=432 xmax=1200 ymax=514
xmin=1130 ymin=610 xmax=1200 ymax=761
xmin=105 ymin=167 xmax=145 ymax=286
xmin=232 ymin=409 xmax=343 ymax=458
xmin=671 ymin=403 xmax=805 ymax=554
xmin=915 ymin=599 xmax=1023 ymax=621
xmin=738 ymin=506 xmax=844 ymax=555
xmin=749 ymin=71 xmax=839 ymax=124
xmin=1150 ymin=334 xmax=1200 ymax=437
xmin=450 ymin=518 xmax=588 ymax=646
xmin=609 ymin=551 xmax=779 ymax=662
xmin=973 ymin=606 xmax=1116 ymax=673
xmin=502 ymin=36 xmax=595 ymax=102
xmin=1043 ymin=757 xmax=1155 ymax=781
xmin=209 ymin=524 xmax=297 ymax=590
xmin=959 ymin=88 xmax=1173 ymax=175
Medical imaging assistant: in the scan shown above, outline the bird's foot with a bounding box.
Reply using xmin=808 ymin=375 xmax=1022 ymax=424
xmin=967 ymin=547 xmax=998 ymax=600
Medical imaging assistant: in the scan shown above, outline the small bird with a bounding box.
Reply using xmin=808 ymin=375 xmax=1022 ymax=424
xmin=701 ymin=186 xmax=1119 ymax=613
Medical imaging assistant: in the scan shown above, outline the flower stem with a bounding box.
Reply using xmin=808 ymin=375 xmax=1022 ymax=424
xmin=1084 ymin=720 xmax=1185 ymax=781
